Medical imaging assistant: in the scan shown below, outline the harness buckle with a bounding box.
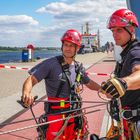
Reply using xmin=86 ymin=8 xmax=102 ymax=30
xmin=121 ymin=109 xmax=135 ymax=120
xmin=60 ymin=100 xmax=65 ymax=107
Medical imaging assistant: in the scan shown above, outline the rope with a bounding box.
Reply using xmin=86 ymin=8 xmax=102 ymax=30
xmin=118 ymin=98 xmax=125 ymax=140
xmin=35 ymin=100 xmax=108 ymax=104
xmin=54 ymin=115 xmax=71 ymax=140
xmin=0 ymin=103 xmax=107 ymax=127
xmin=0 ymin=109 xmax=105 ymax=135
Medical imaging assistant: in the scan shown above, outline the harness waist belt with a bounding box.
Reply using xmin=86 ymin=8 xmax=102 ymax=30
xmin=49 ymin=102 xmax=70 ymax=109
xmin=44 ymin=101 xmax=81 ymax=114
xmin=121 ymin=108 xmax=140 ymax=120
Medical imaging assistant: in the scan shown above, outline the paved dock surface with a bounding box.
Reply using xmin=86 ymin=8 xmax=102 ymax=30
xmin=0 ymin=52 xmax=115 ymax=139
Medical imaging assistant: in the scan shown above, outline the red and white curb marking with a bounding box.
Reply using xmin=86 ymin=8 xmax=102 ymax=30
xmin=86 ymin=72 xmax=110 ymax=76
xmin=0 ymin=64 xmax=111 ymax=76
xmin=0 ymin=64 xmax=29 ymax=71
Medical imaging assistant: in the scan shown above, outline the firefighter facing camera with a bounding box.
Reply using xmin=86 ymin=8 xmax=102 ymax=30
xmin=22 ymin=29 xmax=100 ymax=139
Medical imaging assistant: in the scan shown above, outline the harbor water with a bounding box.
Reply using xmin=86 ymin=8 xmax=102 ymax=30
xmin=0 ymin=51 xmax=61 ymax=64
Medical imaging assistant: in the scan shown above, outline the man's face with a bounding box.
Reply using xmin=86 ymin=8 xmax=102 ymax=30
xmin=111 ymin=26 xmax=133 ymax=47
xmin=62 ymin=40 xmax=78 ymax=58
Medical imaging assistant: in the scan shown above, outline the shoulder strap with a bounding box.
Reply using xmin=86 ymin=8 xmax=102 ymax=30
xmin=55 ymin=55 xmax=65 ymax=97
xmin=121 ymin=39 xmax=139 ymax=60
xmin=56 ymin=56 xmax=84 ymax=97
xmin=114 ymin=62 xmax=122 ymax=78
xmin=119 ymin=40 xmax=140 ymax=73
xmin=74 ymin=61 xmax=85 ymax=83
xmin=55 ymin=55 xmax=71 ymax=97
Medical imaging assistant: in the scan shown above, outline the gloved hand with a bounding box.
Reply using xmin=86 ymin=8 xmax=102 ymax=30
xmin=100 ymin=77 xmax=127 ymax=98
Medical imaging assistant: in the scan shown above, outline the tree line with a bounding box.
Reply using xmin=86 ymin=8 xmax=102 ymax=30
xmin=0 ymin=46 xmax=60 ymax=51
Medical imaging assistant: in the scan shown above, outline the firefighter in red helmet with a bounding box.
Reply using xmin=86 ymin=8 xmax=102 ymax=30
xmin=100 ymin=8 xmax=140 ymax=139
xmin=107 ymin=8 xmax=139 ymax=47
xmin=22 ymin=29 xmax=100 ymax=140
xmin=61 ymin=29 xmax=82 ymax=58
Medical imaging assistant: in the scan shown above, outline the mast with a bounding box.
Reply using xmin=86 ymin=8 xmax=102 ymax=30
xmin=97 ymin=29 xmax=100 ymax=48
xmin=85 ymin=22 xmax=90 ymax=35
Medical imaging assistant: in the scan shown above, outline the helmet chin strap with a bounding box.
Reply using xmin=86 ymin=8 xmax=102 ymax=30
xmin=121 ymin=27 xmax=133 ymax=47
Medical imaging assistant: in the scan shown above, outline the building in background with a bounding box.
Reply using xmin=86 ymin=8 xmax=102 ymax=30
xmin=78 ymin=22 xmax=99 ymax=54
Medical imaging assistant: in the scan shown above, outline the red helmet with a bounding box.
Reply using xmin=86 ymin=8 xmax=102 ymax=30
xmin=61 ymin=29 xmax=82 ymax=48
xmin=107 ymin=8 xmax=139 ymax=29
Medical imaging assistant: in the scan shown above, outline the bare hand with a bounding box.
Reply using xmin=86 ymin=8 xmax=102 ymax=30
xmin=21 ymin=93 xmax=34 ymax=107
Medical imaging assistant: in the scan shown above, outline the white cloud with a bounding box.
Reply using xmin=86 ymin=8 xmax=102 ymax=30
xmin=0 ymin=15 xmax=38 ymax=27
xmin=35 ymin=0 xmax=127 ymax=46
xmin=0 ymin=15 xmax=40 ymax=47
xmin=0 ymin=0 xmax=127 ymax=47
xmin=35 ymin=0 xmax=127 ymax=29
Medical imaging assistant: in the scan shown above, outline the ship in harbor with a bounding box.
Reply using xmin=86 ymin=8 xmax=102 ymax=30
xmin=78 ymin=22 xmax=100 ymax=54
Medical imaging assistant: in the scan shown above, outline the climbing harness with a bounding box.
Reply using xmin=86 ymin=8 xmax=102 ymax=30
xmin=37 ymin=55 xmax=89 ymax=140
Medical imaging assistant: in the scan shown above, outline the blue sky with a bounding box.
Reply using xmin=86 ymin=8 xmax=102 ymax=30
xmin=0 ymin=0 xmax=127 ymax=48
